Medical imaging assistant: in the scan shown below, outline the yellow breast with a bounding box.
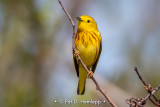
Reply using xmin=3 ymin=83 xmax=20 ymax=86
xmin=75 ymin=31 xmax=101 ymax=67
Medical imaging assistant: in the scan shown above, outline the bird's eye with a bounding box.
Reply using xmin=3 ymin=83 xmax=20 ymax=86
xmin=87 ymin=20 xmax=90 ymax=23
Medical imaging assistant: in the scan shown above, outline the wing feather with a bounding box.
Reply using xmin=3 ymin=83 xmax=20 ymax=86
xmin=91 ymin=39 xmax=102 ymax=73
xmin=73 ymin=49 xmax=79 ymax=77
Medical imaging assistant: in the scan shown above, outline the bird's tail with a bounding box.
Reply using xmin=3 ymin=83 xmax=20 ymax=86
xmin=77 ymin=66 xmax=87 ymax=95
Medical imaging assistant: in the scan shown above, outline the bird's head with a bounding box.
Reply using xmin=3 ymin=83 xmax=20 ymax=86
xmin=76 ymin=15 xmax=98 ymax=31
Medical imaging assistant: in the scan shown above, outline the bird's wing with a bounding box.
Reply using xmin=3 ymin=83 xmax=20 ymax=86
xmin=91 ymin=39 xmax=102 ymax=73
xmin=73 ymin=49 xmax=79 ymax=77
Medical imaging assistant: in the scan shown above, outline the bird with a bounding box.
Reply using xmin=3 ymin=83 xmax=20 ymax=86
xmin=73 ymin=15 xmax=102 ymax=95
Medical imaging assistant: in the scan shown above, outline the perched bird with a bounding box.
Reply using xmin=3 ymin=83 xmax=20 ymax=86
xmin=73 ymin=15 xmax=102 ymax=95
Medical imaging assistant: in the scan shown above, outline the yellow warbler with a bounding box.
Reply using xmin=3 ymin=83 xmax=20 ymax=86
xmin=73 ymin=15 xmax=102 ymax=95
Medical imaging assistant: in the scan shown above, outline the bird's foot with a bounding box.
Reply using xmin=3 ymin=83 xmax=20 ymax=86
xmin=87 ymin=71 xmax=93 ymax=79
xmin=74 ymin=50 xmax=79 ymax=58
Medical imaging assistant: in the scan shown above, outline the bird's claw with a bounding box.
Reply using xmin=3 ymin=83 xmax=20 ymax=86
xmin=74 ymin=50 xmax=79 ymax=58
xmin=87 ymin=71 xmax=93 ymax=79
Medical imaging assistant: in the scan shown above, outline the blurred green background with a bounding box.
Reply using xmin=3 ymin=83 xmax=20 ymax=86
xmin=0 ymin=0 xmax=160 ymax=107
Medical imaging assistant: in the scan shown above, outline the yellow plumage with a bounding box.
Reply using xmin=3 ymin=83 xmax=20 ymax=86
xmin=73 ymin=15 xmax=102 ymax=95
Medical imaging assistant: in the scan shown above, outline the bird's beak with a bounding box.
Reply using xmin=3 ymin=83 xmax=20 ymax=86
xmin=76 ymin=17 xmax=83 ymax=21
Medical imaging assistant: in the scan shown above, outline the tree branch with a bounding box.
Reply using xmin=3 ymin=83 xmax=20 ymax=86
xmin=126 ymin=67 xmax=160 ymax=107
xmin=134 ymin=67 xmax=160 ymax=106
xmin=126 ymin=85 xmax=160 ymax=107
xmin=58 ymin=0 xmax=117 ymax=107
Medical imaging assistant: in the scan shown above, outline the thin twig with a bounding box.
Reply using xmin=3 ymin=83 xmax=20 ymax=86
xmin=134 ymin=67 xmax=147 ymax=86
xmin=58 ymin=0 xmax=117 ymax=107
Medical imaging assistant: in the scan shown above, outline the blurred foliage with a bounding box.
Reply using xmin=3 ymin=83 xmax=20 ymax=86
xmin=0 ymin=0 xmax=54 ymax=106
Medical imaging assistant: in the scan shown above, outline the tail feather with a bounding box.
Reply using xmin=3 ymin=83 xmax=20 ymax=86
xmin=77 ymin=66 xmax=87 ymax=95
xmin=77 ymin=81 xmax=85 ymax=95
